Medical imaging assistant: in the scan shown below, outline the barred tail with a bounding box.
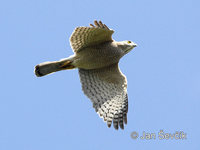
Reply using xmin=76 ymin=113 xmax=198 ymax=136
xmin=34 ymin=58 xmax=75 ymax=77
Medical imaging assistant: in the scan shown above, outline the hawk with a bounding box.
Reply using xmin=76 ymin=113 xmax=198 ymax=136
xmin=35 ymin=20 xmax=137 ymax=130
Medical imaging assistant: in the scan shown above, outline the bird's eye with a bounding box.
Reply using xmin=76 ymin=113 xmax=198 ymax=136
xmin=127 ymin=41 xmax=131 ymax=44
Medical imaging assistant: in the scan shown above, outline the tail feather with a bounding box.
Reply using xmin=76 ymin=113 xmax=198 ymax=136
xmin=35 ymin=59 xmax=75 ymax=77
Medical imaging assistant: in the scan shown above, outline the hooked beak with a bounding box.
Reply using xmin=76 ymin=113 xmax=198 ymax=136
xmin=132 ymin=43 xmax=137 ymax=47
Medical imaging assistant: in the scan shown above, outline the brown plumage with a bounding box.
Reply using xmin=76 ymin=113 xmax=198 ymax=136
xmin=35 ymin=20 xmax=137 ymax=130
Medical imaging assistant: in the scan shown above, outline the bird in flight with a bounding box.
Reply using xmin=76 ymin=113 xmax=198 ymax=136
xmin=35 ymin=20 xmax=137 ymax=130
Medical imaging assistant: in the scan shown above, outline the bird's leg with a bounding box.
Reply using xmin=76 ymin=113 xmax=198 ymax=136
xmin=59 ymin=58 xmax=75 ymax=70
xmin=60 ymin=60 xmax=74 ymax=69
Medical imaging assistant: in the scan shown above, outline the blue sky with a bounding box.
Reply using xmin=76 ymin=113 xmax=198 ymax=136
xmin=1 ymin=0 xmax=200 ymax=149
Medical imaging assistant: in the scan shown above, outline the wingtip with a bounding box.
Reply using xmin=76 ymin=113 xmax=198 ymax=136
xmin=119 ymin=123 xmax=124 ymax=130
xmin=113 ymin=122 xmax=119 ymax=130
xmin=123 ymin=114 xmax=127 ymax=124
xmin=107 ymin=123 xmax=111 ymax=128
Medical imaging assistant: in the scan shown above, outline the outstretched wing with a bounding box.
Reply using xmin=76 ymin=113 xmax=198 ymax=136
xmin=70 ymin=20 xmax=114 ymax=53
xmin=78 ymin=63 xmax=128 ymax=130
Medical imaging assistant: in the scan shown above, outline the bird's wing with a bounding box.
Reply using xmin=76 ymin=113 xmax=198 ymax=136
xmin=70 ymin=20 xmax=114 ymax=53
xmin=78 ymin=63 xmax=128 ymax=130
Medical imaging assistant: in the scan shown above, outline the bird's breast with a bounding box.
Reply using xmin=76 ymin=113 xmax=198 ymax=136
xmin=73 ymin=43 xmax=123 ymax=69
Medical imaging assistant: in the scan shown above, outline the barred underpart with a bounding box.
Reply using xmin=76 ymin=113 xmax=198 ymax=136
xmin=79 ymin=63 xmax=128 ymax=130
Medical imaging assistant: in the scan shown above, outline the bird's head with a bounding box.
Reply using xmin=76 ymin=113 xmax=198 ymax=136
xmin=117 ymin=40 xmax=137 ymax=54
